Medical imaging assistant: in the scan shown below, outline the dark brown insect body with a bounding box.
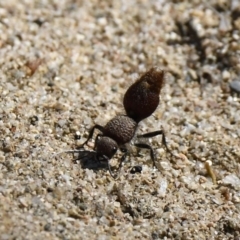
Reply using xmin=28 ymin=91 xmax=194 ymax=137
xmin=123 ymin=68 xmax=165 ymax=123
xmin=94 ymin=115 xmax=137 ymax=161
xmin=79 ymin=67 xmax=171 ymax=178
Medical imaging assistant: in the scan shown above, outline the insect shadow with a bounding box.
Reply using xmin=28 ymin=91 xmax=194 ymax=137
xmin=53 ymin=149 xmax=109 ymax=171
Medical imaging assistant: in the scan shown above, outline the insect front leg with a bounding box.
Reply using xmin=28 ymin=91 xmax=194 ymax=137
xmin=80 ymin=124 xmax=104 ymax=148
xmin=118 ymin=145 xmax=129 ymax=170
xmin=105 ymin=146 xmax=129 ymax=179
xmin=93 ymin=134 xmax=103 ymax=151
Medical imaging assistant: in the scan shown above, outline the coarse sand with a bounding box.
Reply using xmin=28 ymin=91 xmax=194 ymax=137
xmin=0 ymin=0 xmax=240 ymax=239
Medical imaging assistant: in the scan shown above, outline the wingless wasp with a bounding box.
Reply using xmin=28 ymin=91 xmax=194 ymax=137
xmin=55 ymin=67 xmax=172 ymax=178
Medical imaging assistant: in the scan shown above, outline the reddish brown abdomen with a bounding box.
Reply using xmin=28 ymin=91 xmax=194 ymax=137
xmin=123 ymin=67 xmax=164 ymax=123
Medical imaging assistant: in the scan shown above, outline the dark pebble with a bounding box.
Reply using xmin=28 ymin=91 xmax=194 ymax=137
xmin=229 ymin=80 xmax=240 ymax=94
xmin=130 ymin=165 xmax=142 ymax=174
xmin=44 ymin=223 xmax=51 ymax=231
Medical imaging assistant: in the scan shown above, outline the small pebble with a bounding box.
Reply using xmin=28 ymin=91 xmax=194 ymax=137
xmin=229 ymin=80 xmax=240 ymax=94
xmin=130 ymin=165 xmax=142 ymax=174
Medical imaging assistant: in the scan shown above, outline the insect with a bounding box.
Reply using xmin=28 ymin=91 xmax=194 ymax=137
xmin=54 ymin=67 xmax=172 ymax=178
xmin=77 ymin=67 xmax=172 ymax=178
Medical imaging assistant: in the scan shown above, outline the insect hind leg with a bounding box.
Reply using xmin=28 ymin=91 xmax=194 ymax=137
xmin=134 ymin=143 xmax=157 ymax=168
xmin=137 ymin=129 xmax=172 ymax=156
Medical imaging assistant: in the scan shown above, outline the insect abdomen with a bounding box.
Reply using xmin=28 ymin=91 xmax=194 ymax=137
xmin=123 ymin=67 xmax=165 ymax=123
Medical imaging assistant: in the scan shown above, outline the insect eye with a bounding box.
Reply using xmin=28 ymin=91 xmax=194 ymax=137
xmin=112 ymin=146 xmax=117 ymax=153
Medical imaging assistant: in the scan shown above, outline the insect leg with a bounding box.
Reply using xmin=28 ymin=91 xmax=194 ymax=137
xmin=137 ymin=130 xmax=172 ymax=155
xmin=93 ymin=133 xmax=103 ymax=150
xmin=134 ymin=143 xmax=156 ymax=168
xmin=81 ymin=124 xmax=104 ymax=147
xmin=104 ymin=146 xmax=129 ymax=179
xmin=118 ymin=146 xmax=128 ymax=172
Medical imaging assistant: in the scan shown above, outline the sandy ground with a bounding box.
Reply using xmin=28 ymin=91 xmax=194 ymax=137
xmin=0 ymin=0 xmax=240 ymax=239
